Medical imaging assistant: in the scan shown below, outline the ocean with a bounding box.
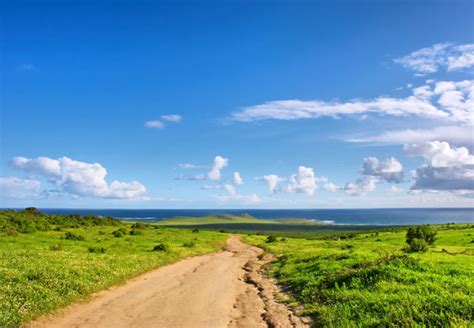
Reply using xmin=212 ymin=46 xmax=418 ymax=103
xmin=35 ymin=208 xmax=474 ymax=226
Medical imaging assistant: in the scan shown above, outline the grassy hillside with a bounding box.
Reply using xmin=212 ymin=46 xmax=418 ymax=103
xmin=155 ymin=214 xmax=318 ymax=225
xmin=0 ymin=209 xmax=227 ymax=327
xmin=156 ymin=214 xmax=383 ymax=236
xmin=245 ymin=224 xmax=474 ymax=327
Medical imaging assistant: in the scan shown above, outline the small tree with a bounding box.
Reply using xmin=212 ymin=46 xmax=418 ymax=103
xmin=406 ymin=226 xmax=437 ymax=252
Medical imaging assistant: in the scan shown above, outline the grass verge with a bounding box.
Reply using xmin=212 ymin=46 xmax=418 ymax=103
xmin=244 ymin=224 xmax=474 ymax=327
xmin=0 ymin=209 xmax=227 ymax=327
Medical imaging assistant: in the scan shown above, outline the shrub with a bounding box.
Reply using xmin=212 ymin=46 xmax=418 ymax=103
xmin=192 ymin=228 xmax=199 ymax=233
xmin=112 ymin=227 xmax=128 ymax=238
xmin=88 ymin=246 xmax=106 ymax=253
xmin=182 ymin=241 xmax=196 ymax=248
xmin=153 ymin=243 xmax=169 ymax=252
xmin=5 ymin=228 xmax=18 ymax=236
xmin=63 ymin=231 xmax=85 ymax=241
xmin=406 ymin=226 xmax=437 ymax=244
xmin=49 ymin=242 xmax=64 ymax=251
xmin=129 ymin=229 xmax=144 ymax=236
xmin=266 ymin=235 xmax=278 ymax=243
xmin=131 ymin=222 xmax=147 ymax=229
xmin=407 ymin=238 xmax=428 ymax=252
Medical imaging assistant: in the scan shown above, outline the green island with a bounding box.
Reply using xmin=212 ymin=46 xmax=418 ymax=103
xmin=1 ymin=209 xmax=473 ymax=327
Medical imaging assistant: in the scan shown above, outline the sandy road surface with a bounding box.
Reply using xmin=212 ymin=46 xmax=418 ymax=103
xmin=28 ymin=236 xmax=310 ymax=328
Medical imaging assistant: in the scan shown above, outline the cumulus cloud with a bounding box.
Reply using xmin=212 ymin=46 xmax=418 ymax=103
xmin=259 ymin=174 xmax=283 ymax=194
xmin=181 ymin=155 xmax=229 ymax=181
xmin=411 ymin=165 xmax=474 ymax=192
xmin=231 ymin=80 xmax=473 ymax=125
xmin=145 ymin=120 xmax=165 ymax=129
xmin=208 ymin=156 xmax=228 ymax=180
xmin=323 ymin=182 xmax=339 ymax=192
xmin=360 ymin=157 xmax=404 ymax=183
xmin=403 ymin=141 xmax=474 ymax=167
xmin=10 ymin=156 xmax=148 ymax=199
xmin=233 ymin=172 xmax=243 ymax=185
xmin=404 ymin=141 xmax=474 ymax=196
xmin=161 ymin=114 xmax=182 ymax=122
xmin=0 ymin=177 xmax=42 ymax=199
xmin=394 ymin=43 xmax=474 ymax=75
xmin=286 ymin=166 xmax=317 ymax=195
xmin=342 ymin=176 xmax=377 ymax=196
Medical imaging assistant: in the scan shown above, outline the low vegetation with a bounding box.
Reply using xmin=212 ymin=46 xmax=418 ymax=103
xmin=245 ymin=224 xmax=474 ymax=327
xmin=156 ymin=214 xmax=384 ymax=236
xmin=0 ymin=209 xmax=227 ymax=327
xmin=2 ymin=209 xmax=472 ymax=326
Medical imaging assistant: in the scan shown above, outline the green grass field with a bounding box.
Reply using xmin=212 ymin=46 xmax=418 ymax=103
xmin=245 ymin=224 xmax=474 ymax=327
xmin=2 ymin=209 xmax=473 ymax=327
xmin=0 ymin=209 xmax=227 ymax=327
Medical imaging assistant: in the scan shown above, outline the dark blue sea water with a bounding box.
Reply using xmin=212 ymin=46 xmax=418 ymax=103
xmin=34 ymin=208 xmax=474 ymax=226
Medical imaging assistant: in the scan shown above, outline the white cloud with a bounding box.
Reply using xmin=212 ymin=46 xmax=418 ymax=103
xmin=342 ymin=176 xmax=377 ymax=196
xmin=233 ymin=172 xmax=243 ymax=185
xmin=161 ymin=114 xmax=183 ymax=122
xmin=259 ymin=174 xmax=282 ymax=194
xmin=0 ymin=177 xmax=42 ymax=199
xmin=231 ymin=80 xmax=473 ymax=125
xmin=182 ymin=155 xmax=229 ymax=181
xmin=346 ymin=125 xmax=473 ymax=147
xmin=202 ymin=183 xmax=237 ymax=196
xmin=10 ymin=156 xmax=148 ymax=199
xmin=179 ymin=163 xmax=207 ymax=169
xmin=208 ymin=156 xmax=228 ymax=180
xmin=411 ymin=165 xmax=474 ymax=193
xmin=323 ymin=182 xmax=339 ymax=192
xmin=145 ymin=120 xmax=165 ymax=129
xmin=388 ymin=186 xmax=402 ymax=193
xmin=360 ymin=156 xmax=404 ymax=183
xmin=403 ymin=141 xmax=474 ymax=167
xmin=223 ymin=184 xmax=237 ymax=196
xmin=404 ymin=141 xmax=474 ymax=196
xmin=394 ymin=43 xmax=474 ymax=75
xmin=286 ymin=166 xmax=317 ymax=195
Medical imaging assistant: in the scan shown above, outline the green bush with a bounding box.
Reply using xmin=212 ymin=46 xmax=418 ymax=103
xmin=406 ymin=226 xmax=437 ymax=252
xmin=112 ymin=228 xmax=128 ymax=238
xmin=63 ymin=231 xmax=85 ymax=241
xmin=131 ymin=222 xmax=147 ymax=229
xmin=88 ymin=246 xmax=106 ymax=253
xmin=406 ymin=226 xmax=437 ymax=245
xmin=5 ymin=228 xmax=18 ymax=236
xmin=266 ymin=235 xmax=278 ymax=243
xmin=152 ymin=243 xmax=169 ymax=252
xmin=408 ymin=238 xmax=428 ymax=252
xmin=129 ymin=229 xmax=144 ymax=236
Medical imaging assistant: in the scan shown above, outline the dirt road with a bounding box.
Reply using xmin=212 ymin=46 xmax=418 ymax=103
xmin=28 ymin=236 xmax=310 ymax=328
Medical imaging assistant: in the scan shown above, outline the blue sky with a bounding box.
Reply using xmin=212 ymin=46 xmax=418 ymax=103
xmin=1 ymin=0 xmax=473 ymax=209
